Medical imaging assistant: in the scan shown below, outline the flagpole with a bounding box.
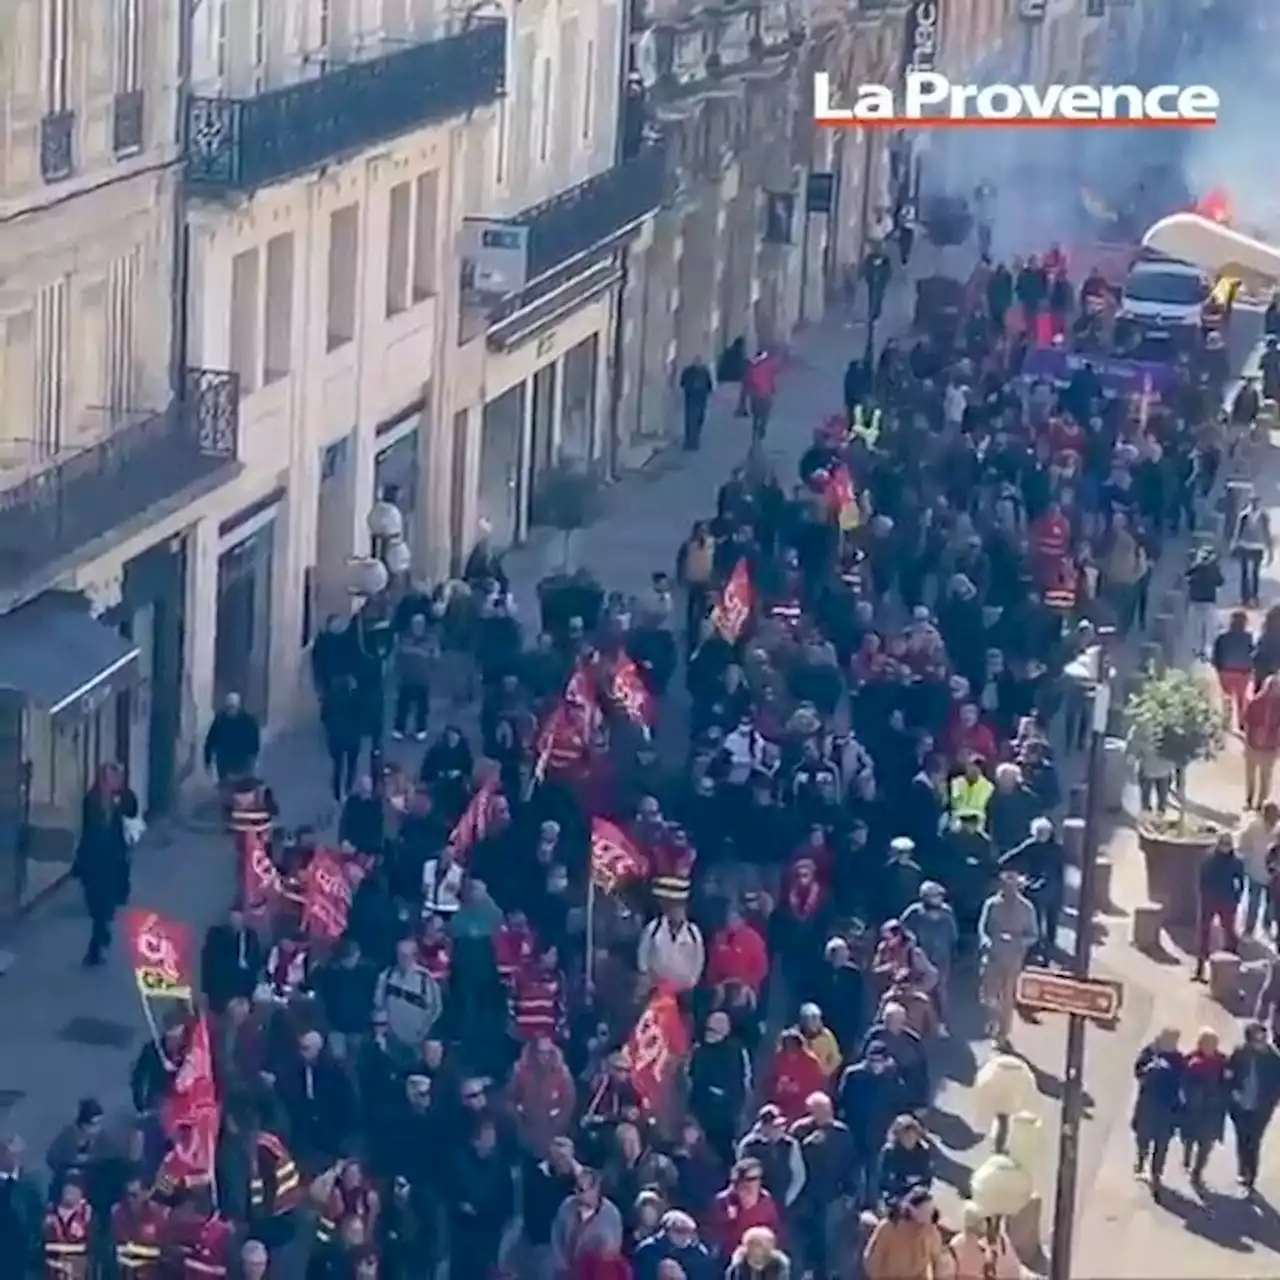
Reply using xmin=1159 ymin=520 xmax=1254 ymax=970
xmin=585 ymin=876 xmax=597 ymax=995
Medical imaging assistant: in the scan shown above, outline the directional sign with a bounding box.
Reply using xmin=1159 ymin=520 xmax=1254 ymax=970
xmin=1016 ymin=968 xmax=1122 ymax=1022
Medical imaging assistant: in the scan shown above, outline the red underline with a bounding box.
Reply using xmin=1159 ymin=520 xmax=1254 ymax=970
xmin=814 ymin=116 xmax=1218 ymax=128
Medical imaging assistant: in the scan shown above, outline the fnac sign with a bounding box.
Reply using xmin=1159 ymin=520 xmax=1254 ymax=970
xmin=905 ymin=1 xmax=939 ymax=79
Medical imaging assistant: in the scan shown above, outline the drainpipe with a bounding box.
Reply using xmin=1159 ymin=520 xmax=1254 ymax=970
xmin=170 ymin=0 xmax=195 ymax=397
xmin=605 ymin=7 xmax=637 ymax=477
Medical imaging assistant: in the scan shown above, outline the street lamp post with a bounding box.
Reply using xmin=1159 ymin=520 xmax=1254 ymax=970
xmin=350 ymin=487 xmax=411 ymax=792
xmin=1048 ymin=636 xmax=1114 ymax=1280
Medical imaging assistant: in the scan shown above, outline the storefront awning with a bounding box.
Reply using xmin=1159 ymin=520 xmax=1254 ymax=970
xmin=0 ymin=591 xmax=139 ymax=719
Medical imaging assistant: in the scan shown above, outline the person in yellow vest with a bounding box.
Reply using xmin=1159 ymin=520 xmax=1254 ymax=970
xmin=848 ymin=403 xmax=882 ymax=450
xmin=949 ymin=757 xmax=994 ymax=831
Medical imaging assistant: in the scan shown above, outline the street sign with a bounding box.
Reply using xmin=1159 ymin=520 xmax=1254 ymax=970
xmin=1016 ymin=968 xmax=1122 ymax=1021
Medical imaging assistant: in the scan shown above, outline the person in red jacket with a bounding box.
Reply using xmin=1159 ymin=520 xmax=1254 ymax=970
xmin=762 ymin=1028 xmax=827 ymax=1124
xmin=706 ymin=1159 xmax=781 ymax=1259
xmin=705 ymin=906 xmax=769 ymax=999
xmin=493 ymin=909 xmax=537 ymax=990
xmin=1244 ymin=677 xmax=1280 ymax=809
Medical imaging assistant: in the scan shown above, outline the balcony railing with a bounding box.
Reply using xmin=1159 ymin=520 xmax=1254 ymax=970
xmin=40 ymin=111 xmax=75 ymax=182
xmin=113 ymin=90 xmax=145 ymax=155
xmin=0 ymin=370 xmax=240 ymax=589
xmin=185 ymin=21 xmax=507 ymax=192
xmin=514 ymin=143 xmax=667 ymax=284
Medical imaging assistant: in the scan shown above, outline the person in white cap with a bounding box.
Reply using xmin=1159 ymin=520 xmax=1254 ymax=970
xmin=998 ymin=815 xmax=1065 ymax=963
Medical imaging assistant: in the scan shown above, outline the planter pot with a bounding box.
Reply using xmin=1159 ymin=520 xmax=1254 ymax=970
xmin=1138 ymin=827 xmax=1215 ymax=926
xmin=537 ymin=576 xmax=603 ymax=636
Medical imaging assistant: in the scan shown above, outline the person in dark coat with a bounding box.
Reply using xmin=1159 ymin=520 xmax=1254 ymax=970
xmin=1225 ymin=1020 xmax=1280 ymax=1191
xmin=688 ymin=1012 xmax=752 ymax=1168
xmin=202 ymin=692 xmax=261 ymax=783
xmin=73 ymin=763 xmax=139 ymax=967
xmin=874 ymin=1113 xmax=934 ymax=1207
xmin=1130 ymin=1029 xmax=1183 ymax=1195
xmin=201 ymin=905 xmax=265 ymax=1012
xmin=836 ymin=1043 xmax=909 ymax=1201
xmin=1180 ymin=1028 xmax=1230 ymax=1187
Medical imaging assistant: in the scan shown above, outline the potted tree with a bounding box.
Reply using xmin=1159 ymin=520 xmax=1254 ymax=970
xmin=1126 ymin=665 xmax=1228 ymax=925
xmin=532 ymin=461 xmax=604 ymax=637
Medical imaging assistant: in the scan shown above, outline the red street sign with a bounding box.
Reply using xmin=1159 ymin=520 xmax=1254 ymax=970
xmin=1015 ymin=967 xmax=1122 ymax=1022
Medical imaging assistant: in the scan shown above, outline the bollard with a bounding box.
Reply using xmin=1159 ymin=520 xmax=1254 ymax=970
xmin=1139 ymin=640 xmax=1164 ymax=673
xmin=1132 ymin=902 xmax=1164 ymax=951
xmin=1208 ymin=951 xmax=1243 ymax=1007
xmin=1159 ymin=589 xmax=1185 ymax=626
xmin=1092 ymin=856 xmax=1113 ymax=911
xmin=1102 ymin=737 xmax=1127 ymax=812
xmin=1153 ymin=612 xmax=1177 ymax=666
xmin=1068 ymin=783 xmax=1087 ymax=819
xmin=1063 ymin=816 xmax=1085 ymax=866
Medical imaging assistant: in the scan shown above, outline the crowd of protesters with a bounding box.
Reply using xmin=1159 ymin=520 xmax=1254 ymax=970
xmin=11 ymin=203 xmax=1280 ymax=1280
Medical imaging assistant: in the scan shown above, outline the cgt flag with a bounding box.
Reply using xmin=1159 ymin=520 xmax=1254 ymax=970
xmin=710 ymin=559 xmax=754 ymax=643
xmin=240 ymin=831 xmax=284 ymax=915
xmin=446 ymin=773 xmax=503 ymax=860
xmin=122 ymin=909 xmax=194 ymax=1002
xmin=158 ymin=1015 xmax=220 ymax=1187
xmin=621 ymin=985 xmax=691 ymax=1114
xmin=589 ymin=816 xmax=650 ymax=894
xmin=607 ymin=653 xmax=655 ymax=732
xmin=301 ymin=849 xmax=353 ymax=941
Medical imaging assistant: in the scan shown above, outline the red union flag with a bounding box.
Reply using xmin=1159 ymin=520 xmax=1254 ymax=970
xmin=565 ymin=662 xmax=602 ymax=734
xmin=159 ymin=1015 xmax=220 ymax=1186
xmin=711 ymin=559 xmax=753 ymax=643
xmin=240 ymin=831 xmax=283 ymax=913
xmin=447 ymin=774 xmax=502 ymax=859
xmin=621 ymin=986 xmax=690 ymax=1113
xmin=589 ymin=816 xmax=649 ymax=894
xmin=122 ymin=909 xmax=193 ymax=1000
xmin=302 ymin=850 xmax=352 ymax=941
xmin=609 ymin=653 xmax=654 ymax=730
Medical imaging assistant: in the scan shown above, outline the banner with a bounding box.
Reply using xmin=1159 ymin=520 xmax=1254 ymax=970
xmin=447 ymin=775 xmax=502 ymax=860
xmin=589 ymin=817 xmax=650 ymax=894
xmin=711 ymin=560 xmax=754 ymax=643
xmin=301 ymin=850 xmax=352 ymax=941
xmin=1022 ymin=348 xmax=1177 ymax=399
xmin=240 ymin=832 xmax=283 ymax=914
xmin=122 ymin=909 xmax=194 ymax=1002
xmin=621 ymin=986 xmax=691 ymax=1113
xmin=159 ymin=1016 xmax=220 ymax=1185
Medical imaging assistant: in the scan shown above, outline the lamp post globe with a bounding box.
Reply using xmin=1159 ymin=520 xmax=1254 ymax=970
xmin=973 ymin=1051 xmax=1038 ymax=1124
xmin=384 ymin=535 xmax=412 ymax=576
xmin=970 ymin=1153 xmax=1034 ymax=1220
xmin=349 ymin=557 xmax=390 ymax=598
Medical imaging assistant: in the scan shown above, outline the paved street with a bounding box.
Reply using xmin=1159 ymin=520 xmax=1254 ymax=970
xmin=1 ymin=243 xmax=1276 ymax=1277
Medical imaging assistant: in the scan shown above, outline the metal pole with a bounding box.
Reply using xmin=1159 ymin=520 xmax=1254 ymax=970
xmin=1047 ymin=657 xmax=1111 ymax=1280
xmin=798 ymin=196 xmax=812 ymax=327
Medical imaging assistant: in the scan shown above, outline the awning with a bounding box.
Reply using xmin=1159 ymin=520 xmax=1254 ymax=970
xmin=0 ymin=591 xmax=139 ymax=719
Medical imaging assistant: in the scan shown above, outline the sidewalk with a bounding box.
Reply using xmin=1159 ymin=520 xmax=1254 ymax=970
xmin=0 ymin=249 xmax=954 ymax=1171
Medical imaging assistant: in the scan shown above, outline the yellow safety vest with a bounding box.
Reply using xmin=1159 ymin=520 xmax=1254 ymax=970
xmin=848 ymin=405 xmax=881 ymax=449
xmin=949 ymin=774 xmax=994 ymax=827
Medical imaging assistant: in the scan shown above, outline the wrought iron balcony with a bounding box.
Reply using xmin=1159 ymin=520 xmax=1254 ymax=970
xmin=514 ymin=143 xmax=667 ymax=284
xmin=113 ymin=90 xmax=145 ymax=155
xmin=40 ymin=111 xmax=75 ymax=182
xmin=0 ymin=370 xmax=240 ymax=589
xmin=185 ymin=21 xmax=506 ymax=192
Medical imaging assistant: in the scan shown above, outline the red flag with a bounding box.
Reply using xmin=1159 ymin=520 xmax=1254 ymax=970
xmin=589 ymin=816 xmax=650 ymax=893
xmin=608 ymin=653 xmax=654 ymax=730
xmin=122 ymin=909 xmax=194 ymax=1001
xmin=301 ymin=849 xmax=352 ymax=941
xmin=710 ymin=560 xmax=753 ymax=643
xmin=621 ymin=986 xmax=691 ymax=1113
xmin=240 ymin=831 xmax=283 ymax=914
xmin=159 ymin=1015 xmax=220 ymax=1186
xmin=531 ymin=662 xmax=602 ymax=785
xmin=447 ymin=774 xmax=502 ymax=859
xmin=565 ymin=662 xmax=602 ymax=734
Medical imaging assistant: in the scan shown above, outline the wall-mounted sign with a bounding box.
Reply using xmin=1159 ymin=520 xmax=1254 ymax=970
xmin=1019 ymin=0 xmax=1048 ymax=20
xmin=903 ymin=0 xmax=939 ymax=83
xmin=460 ymin=218 xmax=529 ymax=296
xmin=805 ymin=171 xmax=836 ymax=214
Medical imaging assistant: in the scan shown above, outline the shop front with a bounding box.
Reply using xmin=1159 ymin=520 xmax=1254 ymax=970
xmin=214 ymin=493 xmax=281 ymax=723
xmin=476 ymin=295 xmax=611 ymax=550
xmin=0 ymin=589 xmax=142 ymax=915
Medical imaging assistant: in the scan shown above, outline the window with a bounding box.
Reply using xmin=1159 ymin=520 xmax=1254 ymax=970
xmin=263 ymin=234 xmax=295 ymax=383
xmin=582 ymin=40 xmax=594 ymax=140
xmin=116 ymin=0 xmax=141 ymax=91
xmin=44 ymin=0 xmax=71 ymax=111
xmin=538 ymin=58 xmax=552 ymax=162
xmin=230 ymin=249 xmax=260 ymax=395
xmin=1 ymin=313 xmax=37 ymax=466
xmin=1123 ymin=268 xmax=1208 ymax=307
xmin=386 ymin=182 xmax=412 ymax=316
xmin=106 ymin=249 xmax=140 ymax=416
xmin=327 ymin=205 xmax=359 ymax=351
xmin=412 ymin=172 xmax=439 ymax=301
xmin=34 ymin=278 xmax=69 ymax=458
